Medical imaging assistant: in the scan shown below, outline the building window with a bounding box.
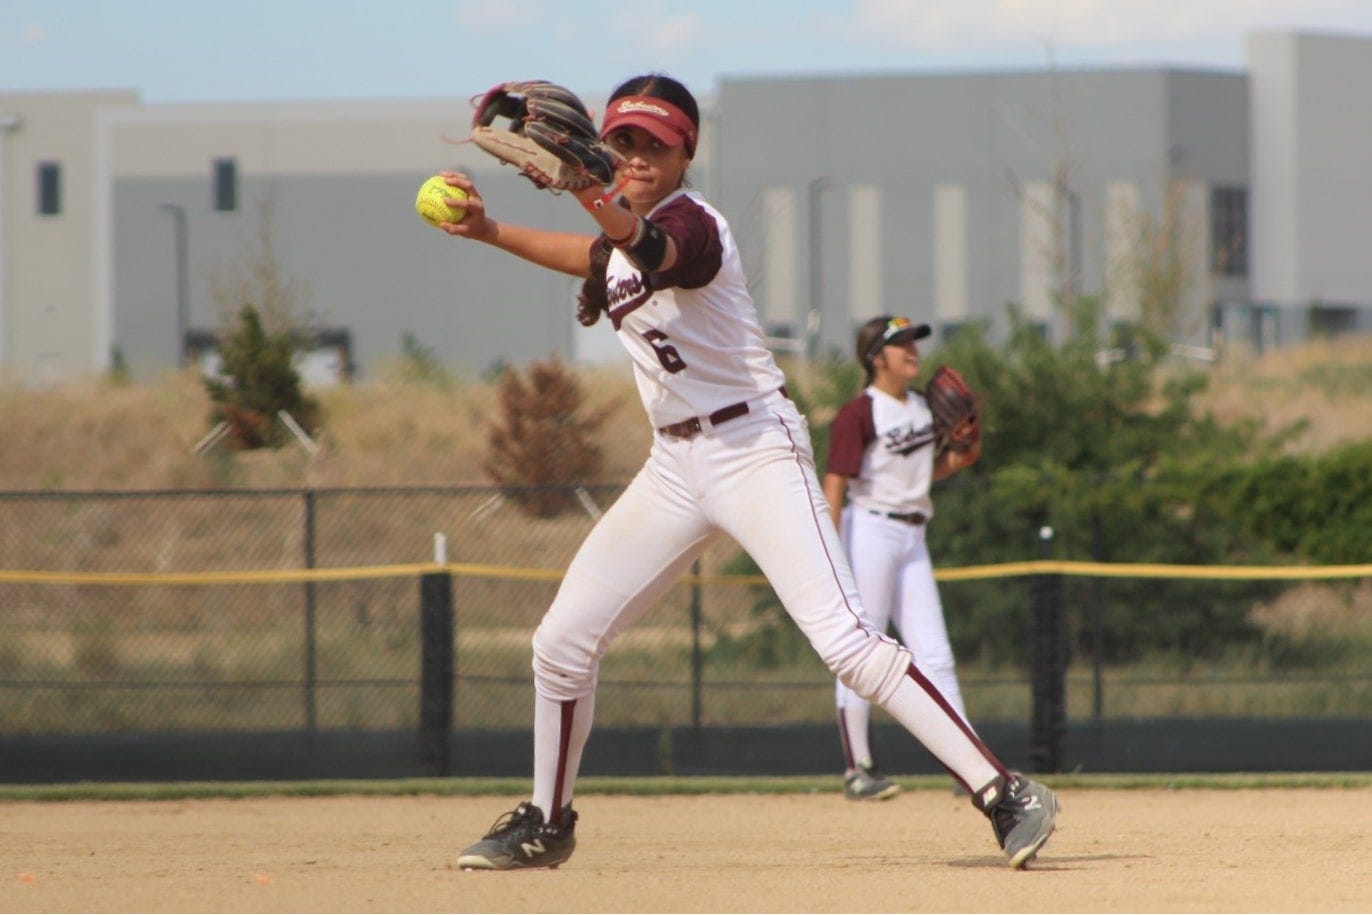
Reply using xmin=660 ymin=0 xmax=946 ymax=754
xmin=213 ymin=158 xmax=237 ymax=212
xmin=1211 ymin=186 xmax=1247 ymax=277
xmin=37 ymin=161 xmax=61 ymax=215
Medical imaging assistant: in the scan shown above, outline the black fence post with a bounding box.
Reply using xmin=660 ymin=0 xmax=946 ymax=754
xmin=1091 ymin=511 xmax=1105 ymax=723
xmin=420 ymin=562 xmax=454 ymax=776
xmin=302 ymin=488 xmax=318 ymax=733
xmin=690 ymin=557 xmax=703 ymax=730
xmin=1029 ymin=525 xmax=1066 ymax=773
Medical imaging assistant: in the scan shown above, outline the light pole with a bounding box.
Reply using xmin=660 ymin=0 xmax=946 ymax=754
xmin=159 ymin=203 xmax=189 ymax=366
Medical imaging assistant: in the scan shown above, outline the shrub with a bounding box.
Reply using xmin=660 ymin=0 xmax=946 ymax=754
xmin=204 ymin=304 xmax=320 ymax=450
xmin=484 ymin=357 xmax=618 ymax=518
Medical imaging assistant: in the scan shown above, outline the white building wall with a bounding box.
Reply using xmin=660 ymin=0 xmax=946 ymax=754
xmin=933 ymin=183 xmax=968 ymax=322
xmin=761 ymin=185 xmax=800 ymax=335
xmin=0 ymin=91 xmax=136 ymax=381
xmin=847 ymin=184 xmax=882 ymax=324
xmin=1178 ymin=180 xmax=1212 ymax=338
xmin=1018 ymin=180 xmax=1057 ymax=324
xmin=1247 ymin=33 xmax=1303 ymax=304
xmin=1104 ymin=180 xmax=1141 ymax=322
xmin=1249 ymin=31 xmax=1372 ymax=308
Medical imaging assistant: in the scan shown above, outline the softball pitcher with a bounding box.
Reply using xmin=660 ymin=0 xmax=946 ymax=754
xmin=435 ymin=73 xmax=1057 ymax=871
xmin=823 ymin=316 xmax=980 ymax=800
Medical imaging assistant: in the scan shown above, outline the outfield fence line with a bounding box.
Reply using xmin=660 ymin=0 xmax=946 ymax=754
xmin=4 ymin=552 xmax=1368 ymax=778
xmin=2 ymin=558 xmax=1370 ymax=586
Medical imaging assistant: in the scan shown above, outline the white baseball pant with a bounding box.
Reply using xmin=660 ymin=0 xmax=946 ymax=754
xmin=835 ymin=507 xmax=972 ymax=770
xmin=528 ymin=392 xmax=1003 ymax=815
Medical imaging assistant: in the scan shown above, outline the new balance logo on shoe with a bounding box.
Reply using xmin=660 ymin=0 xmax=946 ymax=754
xmin=456 ymin=802 xmax=579 ymax=871
xmin=971 ymin=773 xmax=1059 ymax=869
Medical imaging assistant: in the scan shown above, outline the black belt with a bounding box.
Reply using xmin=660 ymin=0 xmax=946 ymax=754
xmin=658 ymin=387 xmax=788 ymax=441
xmin=869 ymin=509 xmax=927 ymax=526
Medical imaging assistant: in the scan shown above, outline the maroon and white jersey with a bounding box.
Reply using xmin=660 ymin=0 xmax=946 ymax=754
xmin=826 ymin=387 xmax=937 ymax=519
xmin=600 ymin=189 xmax=787 ymax=428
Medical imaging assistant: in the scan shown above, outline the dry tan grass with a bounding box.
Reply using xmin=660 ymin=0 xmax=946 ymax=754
xmin=2 ymin=336 xmax=1368 ymax=492
xmin=1197 ymin=334 xmax=1372 ymax=452
xmin=0 ymin=363 xmax=650 ymax=491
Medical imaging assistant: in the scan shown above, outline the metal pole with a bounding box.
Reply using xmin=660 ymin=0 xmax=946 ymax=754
xmin=158 ymin=204 xmax=189 ymax=366
xmin=420 ymin=532 xmax=454 ymax=776
xmin=690 ymin=557 xmax=703 ymax=730
xmin=1091 ymin=512 xmax=1105 ymax=723
xmin=1030 ymin=524 xmax=1065 ymax=773
xmin=302 ymin=489 xmax=318 ymax=733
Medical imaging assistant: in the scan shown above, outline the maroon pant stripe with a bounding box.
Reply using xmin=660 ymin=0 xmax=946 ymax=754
xmin=905 ymin=662 xmax=1009 ymax=788
xmin=549 ymin=698 xmax=576 ymax=819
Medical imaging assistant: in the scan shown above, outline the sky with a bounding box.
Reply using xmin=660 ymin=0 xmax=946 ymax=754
xmin=4 ymin=0 xmax=1372 ymax=104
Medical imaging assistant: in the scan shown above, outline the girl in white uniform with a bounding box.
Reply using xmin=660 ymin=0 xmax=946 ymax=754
xmin=437 ymin=74 xmax=1056 ymax=871
xmin=823 ymin=316 xmax=980 ymax=800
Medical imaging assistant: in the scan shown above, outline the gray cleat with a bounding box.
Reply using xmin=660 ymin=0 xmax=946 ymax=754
xmin=973 ymin=772 xmax=1060 ymax=868
xmin=843 ymin=765 xmax=901 ymax=801
xmin=457 ymin=801 xmax=577 ymax=871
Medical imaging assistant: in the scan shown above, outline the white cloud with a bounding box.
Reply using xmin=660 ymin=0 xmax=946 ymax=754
xmin=642 ymin=12 xmax=706 ymax=56
xmin=455 ymin=0 xmax=541 ymax=33
xmin=846 ymin=0 xmax=1372 ymax=54
xmin=18 ymin=24 xmax=51 ymax=47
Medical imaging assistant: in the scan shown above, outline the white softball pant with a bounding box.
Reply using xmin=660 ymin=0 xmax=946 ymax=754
xmin=529 ymin=392 xmax=1005 ymax=812
xmin=835 ymin=507 xmax=970 ymax=723
xmin=533 ymin=392 xmax=912 ymax=707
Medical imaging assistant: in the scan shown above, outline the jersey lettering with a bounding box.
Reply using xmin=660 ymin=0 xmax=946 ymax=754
xmin=608 ymin=273 xmax=653 ymax=330
xmin=884 ymin=423 xmax=936 ymax=457
xmin=643 ymin=329 xmax=687 ymax=373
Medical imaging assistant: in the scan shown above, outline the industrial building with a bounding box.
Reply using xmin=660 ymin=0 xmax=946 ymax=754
xmin=1 ymin=30 xmax=1369 ymax=384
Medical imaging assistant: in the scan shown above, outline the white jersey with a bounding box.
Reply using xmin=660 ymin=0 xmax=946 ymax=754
xmin=601 ymin=189 xmax=787 ymax=428
xmin=826 ymin=386 xmax=938 ymax=520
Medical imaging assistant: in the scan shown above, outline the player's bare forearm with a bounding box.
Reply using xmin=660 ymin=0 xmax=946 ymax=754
xmin=483 ymin=221 xmax=597 ymax=278
xmin=933 ymin=440 xmax=980 ymax=480
xmin=572 ymin=185 xmax=679 ymax=272
xmin=436 ymin=171 xmax=594 ymax=277
xmin=821 ymin=472 xmax=849 ymax=531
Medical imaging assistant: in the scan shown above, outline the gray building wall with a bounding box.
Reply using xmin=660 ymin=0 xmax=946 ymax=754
xmin=96 ymin=96 xmax=716 ymax=382
xmin=3 ymin=30 xmax=1372 ymax=385
xmin=715 ymin=68 xmax=1249 ymax=356
xmin=1249 ymin=31 xmax=1372 ymax=330
xmin=0 ymin=90 xmax=138 ymax=382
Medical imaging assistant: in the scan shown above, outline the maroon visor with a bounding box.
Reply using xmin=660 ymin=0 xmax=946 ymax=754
xmin=600 ymin=95 xmax=698 ymax=157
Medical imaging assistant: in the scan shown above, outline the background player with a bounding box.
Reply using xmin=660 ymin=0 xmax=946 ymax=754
xmin=823 ymin=316 xmax=980 ymax=800
xmin=435 ymin=72 xmax=1057 ymax=871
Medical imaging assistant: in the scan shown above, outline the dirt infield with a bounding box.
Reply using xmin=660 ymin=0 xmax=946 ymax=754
xmin=4 ymin=789 xmax=1369 ymax=913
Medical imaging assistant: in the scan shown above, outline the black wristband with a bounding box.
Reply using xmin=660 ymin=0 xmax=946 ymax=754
xmin=619 ymin=217 xmax=667 ymax=272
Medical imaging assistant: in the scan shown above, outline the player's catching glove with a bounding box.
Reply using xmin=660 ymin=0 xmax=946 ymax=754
xmin=470 ymin=81 xmax=617 ymax=192
xmin=926 ymin=365 xmax=981 ymax=456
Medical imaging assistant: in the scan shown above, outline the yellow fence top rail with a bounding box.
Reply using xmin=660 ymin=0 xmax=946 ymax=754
xmin=1 ymin=559 xmax=1369 ymax=586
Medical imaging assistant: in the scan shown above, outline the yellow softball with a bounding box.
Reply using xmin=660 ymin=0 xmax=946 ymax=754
xmin=415 ymin=175 xmax=468 ymax=227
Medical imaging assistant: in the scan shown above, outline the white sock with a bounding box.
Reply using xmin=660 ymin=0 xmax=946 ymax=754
xmin=531 ymin=692 xmax=595 ymax=819
xmin=880 ymin=665 xmax=1001 ymax=790
xmin=838 ymin=702 xmax=874 ymax=771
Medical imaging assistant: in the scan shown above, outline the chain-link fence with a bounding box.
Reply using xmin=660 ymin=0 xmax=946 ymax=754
xmin=0 ymin=486 xmax=843 ymax=737
xmin=2 ymin=485 xmax=1369 ymax=750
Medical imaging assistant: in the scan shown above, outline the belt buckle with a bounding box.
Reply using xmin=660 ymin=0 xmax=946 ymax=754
xmin=662 ymin=417 xmax=702 ymax=440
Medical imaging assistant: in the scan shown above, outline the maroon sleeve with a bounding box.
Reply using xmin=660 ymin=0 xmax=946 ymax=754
xmin=647 ymin=195 xmax=722 ymax=290
xmin=825 ymin=394 xmax=875 ymax=477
